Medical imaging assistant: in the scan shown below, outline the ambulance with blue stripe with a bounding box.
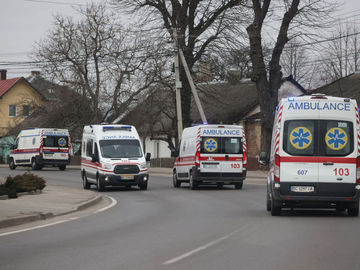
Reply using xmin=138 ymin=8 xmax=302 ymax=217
xmin=260 ymin=94 xmax=360 ymax=216
xmin=9 ymin=128 xmax=71 ymax=170
xmin=81 ymin=124 xmax=151 ymax=191
xmin=172 ymin=124 xmax=247 ymax=189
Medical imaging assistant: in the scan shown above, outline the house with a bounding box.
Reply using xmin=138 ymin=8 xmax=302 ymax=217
xmin=313 ymin=72 xmax=360 ymax=102
xmin=0 ymin=70 xmax=46 ymax=136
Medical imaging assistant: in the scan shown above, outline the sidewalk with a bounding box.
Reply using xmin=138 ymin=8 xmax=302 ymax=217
xmin=0 ymin=185 xmax=100 ymax=229
xmin=0 ymin=167 xmax=266 ymax=229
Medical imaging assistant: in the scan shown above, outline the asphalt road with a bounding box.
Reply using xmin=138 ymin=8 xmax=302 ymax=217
xmin=0 ymin=167 xmax=359 ymax=270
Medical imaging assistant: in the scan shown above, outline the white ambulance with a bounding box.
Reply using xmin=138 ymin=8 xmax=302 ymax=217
xmin=81 ymin=124 xmax=151 ymax=191
xmin=172 ymin=124 xmax=247 ymax=189
xmin=260 ymin=94 xmax=360 ymax=216
xmin=8 ymin=128 xmax=71 ymax=170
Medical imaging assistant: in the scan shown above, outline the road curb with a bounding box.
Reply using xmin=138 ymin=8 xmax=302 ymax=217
xmin=0 ymin=194 xmax=102 ymax=229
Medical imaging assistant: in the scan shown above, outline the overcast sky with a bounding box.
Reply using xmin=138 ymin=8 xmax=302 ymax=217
xmin=1 ymin=0 xmax=360 ymax=78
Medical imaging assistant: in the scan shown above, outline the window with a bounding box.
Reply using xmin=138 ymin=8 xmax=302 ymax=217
xmin=283 ymin=120 xmax=353 ymax=157
xmin=86 ymin=139 xmax=93 ymax=157
xmin=200 ymin=137 xmax=243 ymax=154
xmin=9 ymin=105 xmax=16 ymax=117
xmin=22 ymin=105 xmax=30 ymax=117
xmin=99 ymin=139 xmax=142 ymax=158
xmin=43 ymin=136 xmax=69 ymax=148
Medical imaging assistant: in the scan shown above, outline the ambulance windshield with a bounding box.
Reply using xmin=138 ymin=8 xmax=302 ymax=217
xmin=99 ymin=139 xmax=142 ymax=158
xmin=200 ymin=137 xmax=243 ymax=154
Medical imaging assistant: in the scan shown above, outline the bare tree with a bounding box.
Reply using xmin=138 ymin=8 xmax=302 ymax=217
xmin=246 ymin=0 xmax=338 ymax=154
xmin=318 ymin=22 xmax=360 ymax=84
xmin=112 ymin=0 xmax=247 ymax=129
xmin=34 ymin=3 xmax=168 ymax=123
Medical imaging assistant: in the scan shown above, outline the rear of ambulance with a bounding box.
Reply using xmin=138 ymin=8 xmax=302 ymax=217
xmin=192 ymin=125 xmax=247 ymax=189
xmin=271 ymin=95 xmax=360 ymax=215
xmin=40 ymin=129 xmax=71 ymax=170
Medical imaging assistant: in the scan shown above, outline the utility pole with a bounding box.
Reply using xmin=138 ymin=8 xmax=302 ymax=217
xmin=178 ymin=48 xmax=207 ymax=124
xmin=173 ymin=28 xmax=183 ymax=141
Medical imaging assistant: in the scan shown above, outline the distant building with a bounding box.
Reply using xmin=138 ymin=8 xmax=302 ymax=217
xmin=0 ymin=70 xmax=46 ymax=136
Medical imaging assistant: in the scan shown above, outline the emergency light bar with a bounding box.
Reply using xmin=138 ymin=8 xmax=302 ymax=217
xmin=103 ymin=126 xmax=132 ymax=131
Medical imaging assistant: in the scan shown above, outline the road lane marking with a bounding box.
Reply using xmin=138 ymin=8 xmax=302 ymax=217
xmin=162 ymin=226 xmax=246 ymax=265
xmin=0 ymin=195 xmax=117 ymax=237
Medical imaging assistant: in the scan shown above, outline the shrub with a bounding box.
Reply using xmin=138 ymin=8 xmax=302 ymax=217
xmin=0 ymin=172 xmax=46 ymax=198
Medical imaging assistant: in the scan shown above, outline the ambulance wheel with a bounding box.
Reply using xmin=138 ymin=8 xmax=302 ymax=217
xmin=234 ymin=182 xmax=243 ymax=189
xmin=266 ymin=192 xmax=271 ymax=212
xmin=96 ymin=176 xmax=104 ymax=192
xmin=189 ymin=172 xmax=198 ymax=190
xmin=9 ymin=158 xmax=16 ymax=170
xmin=82 ymin=172 xmax=90 ymax=190
xmin=348 ymin=201 xmax=359 ymax=216
xmin=271 ymin=198 xmax=282 ymax=216
xmin=31 ymin=158 xmax=40 ymax=170
xmin=139 ymin=181 xmax=148 ymax=190
xmin=173 ymin=171 xmax=181 ymax=188
xmin=59 ymin=165 xmax=66 ymax=171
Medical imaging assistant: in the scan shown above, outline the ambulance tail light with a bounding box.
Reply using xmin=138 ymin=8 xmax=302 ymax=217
xmin=356 ymin=156 xmax=360 ymax=184
xmin=195 ymin=150 xmax=200 ymax=167
xmin=39 ymin=145 xmax=43 ymax=156
xmin=242 ymin=151 xmax=247 ymax=168
xmin=274 ymin=154 xmax=280 ymax=183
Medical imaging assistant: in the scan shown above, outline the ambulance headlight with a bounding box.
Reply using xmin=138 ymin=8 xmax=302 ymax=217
xmin=103 ymin=163 xmax=112 ymax=170
xmin=355 ymin=185 xmax=360 ymax=190
xmin=140 ymin=162 xmax=147 ymax=169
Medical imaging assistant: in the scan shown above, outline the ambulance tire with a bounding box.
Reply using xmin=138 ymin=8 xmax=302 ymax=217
xmin=266 ymin=191 xmax=271 ymax=212
xmin=9 ymin=158 xmax=16 ymax=170
xmin=234 ymin=182 xmax=243 ymax=190
xmin=96 ymin=175 xmax=104 ymax=192
xmin=82 ymin=172 xmax=91 ymax=190
xmin=271 ymin=198 xmax=282 ymax=216
xmin=138 ymin=181 xmax=148 ymax=190
xmin=31 ymin=158 xmax=40 ymax=170
xmin=173 ymin=171 xmax=181 ymax=188
xmin=348 ymin=201 xmax=359 ymax=216
xmin=189 ymin=172 xmax=198 ymax=190
xmin=59 ymin=165 xmax=66 ymax=171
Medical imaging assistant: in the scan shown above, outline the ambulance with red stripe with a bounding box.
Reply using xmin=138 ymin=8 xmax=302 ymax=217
xmin=172 ymin=124 xmax=247 ymax=189
xmin=8 ymin=128 xmax=71 ymax=171
xmin=81 ymin=124 xmax=151 ymax=191
xmin=260 ymin=94 xmax=360 ymax=216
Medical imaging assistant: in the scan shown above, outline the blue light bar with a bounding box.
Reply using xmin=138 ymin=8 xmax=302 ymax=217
xmin=103 ymin=126 xmax=132 ymax=131
xmin=288 ymin=97 xmax=295 ymax=101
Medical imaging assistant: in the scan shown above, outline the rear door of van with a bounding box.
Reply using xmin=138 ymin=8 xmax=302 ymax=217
xmin=317 ymin=99 xmax=357 ymax=196
xmin=279 ymin=99 xmax=320 ymax=193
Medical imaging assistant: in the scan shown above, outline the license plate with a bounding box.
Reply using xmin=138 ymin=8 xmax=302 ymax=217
xmin=44 ymin=153 xmax=53 ymax=157
xmin=291 ymin=186 xmax=314 ymax=192
xmin=203 ymin=164 xmax=217 ymax=169
xmin=121 ymin=175 xmax=134 ymax=180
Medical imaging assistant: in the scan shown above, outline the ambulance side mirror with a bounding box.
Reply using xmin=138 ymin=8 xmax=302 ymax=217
xmin=171 ymin=149 xmax=179 ymax=157
xmin=145 ymin=152 xmax=151 ymax=162
xmin=91 ymin=153 xmax=99 ymax=163
xmin=10 ymin=144 xmax=16 ymax=150
xmin=258 ymin=152 xmax=269 ymax=166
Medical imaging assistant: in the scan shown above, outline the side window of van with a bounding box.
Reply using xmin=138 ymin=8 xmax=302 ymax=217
xmin=283 ymin=120 xmax=315 ymax=156
xmin=86 ymin=139 xmax=93 ymax=157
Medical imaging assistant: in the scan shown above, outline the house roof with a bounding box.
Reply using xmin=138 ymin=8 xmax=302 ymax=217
xmin=0 ymin=77 xmax=47 ymax=100
xmin=0 ymin=77 xmax=22 ymax=97
xmin=313 ymin=72 xmax=360 ymax=101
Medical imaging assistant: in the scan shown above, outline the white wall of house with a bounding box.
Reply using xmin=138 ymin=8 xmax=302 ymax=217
xmin=142 ymin=137 xmax=172 ymax=158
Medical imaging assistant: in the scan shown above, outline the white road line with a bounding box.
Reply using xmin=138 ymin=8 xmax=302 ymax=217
xmin=0 ymin=195 xmax=117 ymax=237
xmin=162 ymin=227 xmax=246 ymax=265
xmin=95 ymin=195 xmax=117 ymax=213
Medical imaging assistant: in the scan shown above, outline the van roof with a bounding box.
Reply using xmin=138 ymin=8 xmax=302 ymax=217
xmin=280 ymin=94 xmax=356 ymax=104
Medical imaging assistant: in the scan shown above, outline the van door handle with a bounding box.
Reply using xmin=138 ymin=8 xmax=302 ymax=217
xmin=323 ymin=162 xmax=334 ymax=165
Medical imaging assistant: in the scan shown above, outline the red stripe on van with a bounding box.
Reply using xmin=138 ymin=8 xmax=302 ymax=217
xmin=280 ymin=156 xmax=356 ymax=163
